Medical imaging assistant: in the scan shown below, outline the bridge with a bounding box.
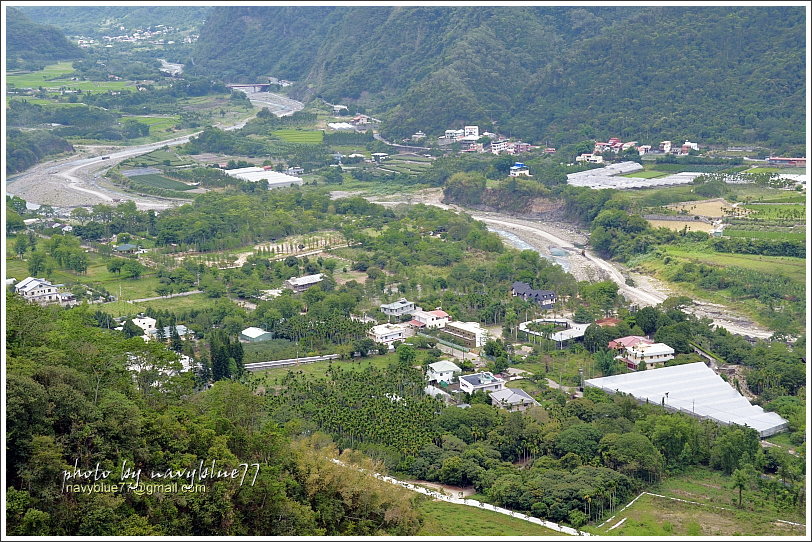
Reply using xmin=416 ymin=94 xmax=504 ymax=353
xmin=227 ymin=83 xmax=272 ymax=93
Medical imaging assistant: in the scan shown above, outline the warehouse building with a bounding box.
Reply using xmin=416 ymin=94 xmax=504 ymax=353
xmin=585 ymin=362 xmax=788 ymax=437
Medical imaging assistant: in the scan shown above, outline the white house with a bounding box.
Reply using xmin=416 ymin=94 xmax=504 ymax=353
xmin=284 ymin=274 xmax=324 ymax=293
xmin=426 ymin=360 xmax=462 ymax=385
xmin=14 ymin=277 xmax=75 ymax=306
xmin=576 ymin=153 xmax=604 ymax=164
xmin=410 ymin=309 xmax=450 ymax=329
xmin=618 ymin=341 xmax=675 ymax=370
xmin=380 ymin=298 xmax=418 ymax=318
xmin=659 ymin=141 xmax=672 ymax=153
xmin=464 ymin=125 xmax=479 ymax=138
xmin=442 ymin=321 xmax=489 ymax=348
xmin=490 ymin=388 xmax=539 ymax=411
xmin=368 ymin=323 xmax=414 ymax=344
xmin=444 ymin=129 xmax=465 ymax=141
xmin=459 ymin=372 xmax=505 ymax=394
xmin=131 ymin=316 xmax=157 ymax=334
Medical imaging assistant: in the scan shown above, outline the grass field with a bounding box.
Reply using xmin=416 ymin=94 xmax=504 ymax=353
xmin=647 ymin=219 xmax=715 ymax=233
xmin=98 ymin=293 xmax=215 ymax=318
xmin=591 ymin=492 xmax=803 ymax=536
xmin=745 ymin=167 xmax=807 ymax=175
xmin=649 ymin=163 xmax=729 ymax=173
xmin=129 ymin=174 xmax=195 ymax=191
xmin=590 ymin=467 xmax=804 ymax=536
xmin=7 ymin=62 xmax=135 ymax=92
xmin=253 ymin=353 xmax=400 ymax=381
xmin=417 ymin=498 xmax=567 ymax=536
xmin=123 ymin=115 xmax=181 ymax=140
xmin=6 ymin=251 xmax=162 ymax=302
xmin=622 ymin=169 xmax=669 ymax=179
xmin=660 ymin=246 xmax=805 ymax=284
xmin=724 ymin=229 xmax=806 ymax=242
xmin=272 ymin=129 xmax=324 ymax=144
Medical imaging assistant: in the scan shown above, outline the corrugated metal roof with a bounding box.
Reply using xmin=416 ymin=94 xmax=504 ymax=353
xmin=585 ymin=362 xmax=788 ymax=437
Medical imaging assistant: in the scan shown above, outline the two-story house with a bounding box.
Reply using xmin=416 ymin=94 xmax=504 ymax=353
xmin=426 ymin=360 xmax=462 ymax=386
xmin=380 ymin=298 xmax=418 ymax=318
xmin=459 ymin=372 xmax=505 ymax=395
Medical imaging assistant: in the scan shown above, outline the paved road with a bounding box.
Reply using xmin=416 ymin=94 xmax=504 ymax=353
xmin=330 ymin=458 xmax=588 ymax=536
xmin=7 ymin=92 xmax=304 ymax=211
xmin=471 ymin=215 xmax=772 ymax=339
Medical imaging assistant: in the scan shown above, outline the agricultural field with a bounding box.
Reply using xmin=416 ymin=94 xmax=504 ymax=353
xmin=589 ymin=467 xmax=805 ymax=536
xmin=128 ymin=174 xmax=195 ymax=191
xmin=123 ymin=149 xmax=195 ymax=168
xmin=745 ymin=166 xmax=807 ymax=175
xmin=724 ymin=228 xmax=805 ymax=242
xmin=378 ymin=157 xmax=433 ymax=176
xmin=646 ymin=219 xmax=715 ymax=233
xmin=417 ymin=498 xmax=566 ymax=536
xmin=740 ymin=203 xmax=805 ymax=221
xmin=7 ymin=62 xmax=135 ymax=93
xmin=665 ymin=198 xmax=737 ymax=218
xmin=272 ymin=129 xmax=324 ymax=144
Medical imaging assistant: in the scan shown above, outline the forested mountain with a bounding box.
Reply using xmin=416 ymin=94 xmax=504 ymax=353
xmin=6 ymin=8 xmax=83 ymax=68
xmin=191 ymin=6 xmax=805 ymax=149
xmin=15 ymin=6 xmax=210 ymax=36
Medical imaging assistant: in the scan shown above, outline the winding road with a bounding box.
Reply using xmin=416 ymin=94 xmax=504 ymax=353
xmin=6 ymin=92 xmax=304 ymax=211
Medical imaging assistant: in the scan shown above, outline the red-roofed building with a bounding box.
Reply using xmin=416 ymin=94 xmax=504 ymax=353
xmin=411 ymin=309 xmax=449 ymax=329
xmin=608 ymin=335 xmax=653 ymax=350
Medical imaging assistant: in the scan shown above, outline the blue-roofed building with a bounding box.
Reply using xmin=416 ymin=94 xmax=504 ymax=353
xmin=509 ymin=162 xmax=531 ymax=177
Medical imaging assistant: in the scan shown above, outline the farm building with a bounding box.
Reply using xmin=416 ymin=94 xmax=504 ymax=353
xmin=284 ymin=274 xmax=324 ymax=293
xmin=240 ymin=327 xmax=274 ymax=343
xmin=220 ymin=167 xmax=303 ymax=188
xmin=584 ymin=362 xmax=788 ymax=437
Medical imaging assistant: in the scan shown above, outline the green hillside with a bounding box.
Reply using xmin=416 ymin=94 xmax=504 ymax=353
xmin=15 ymin=6 xmax=210 ymax=35
xmin=190 ymin=6 xmax=805 ymax=152
xmin=6 ymin=7 xmax=84 ymax=68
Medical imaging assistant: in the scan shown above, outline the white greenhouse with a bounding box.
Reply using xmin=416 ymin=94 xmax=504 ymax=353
xmin=584 ymin=362 xmax=788 ymax=437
